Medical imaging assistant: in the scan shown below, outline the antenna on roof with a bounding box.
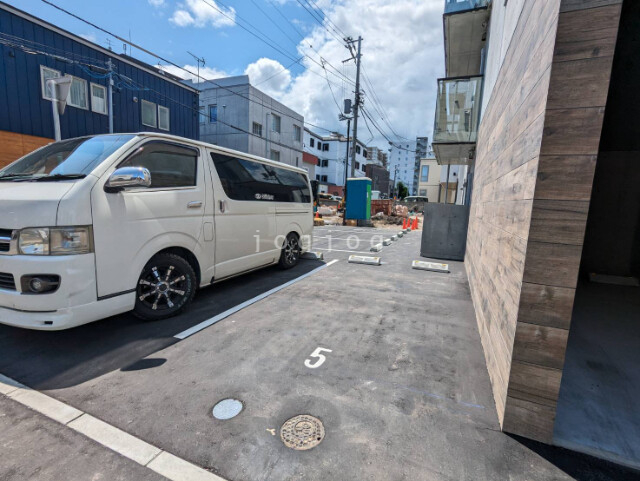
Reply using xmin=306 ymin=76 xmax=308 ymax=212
xmin=187 ymin=51 xmax=206 ymax=84
xmin=105 ymin=38 xmax=113 ymax=51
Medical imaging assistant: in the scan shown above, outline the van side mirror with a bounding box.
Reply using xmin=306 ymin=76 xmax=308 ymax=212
xmin=105 ymin=167 xmax=151 ymax=193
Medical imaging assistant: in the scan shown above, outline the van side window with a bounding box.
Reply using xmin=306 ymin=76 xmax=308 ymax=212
xmin=211 ymin=152 xmax=310 ymax=203
xmin=120 ymin=142 xmax=198 ymax=188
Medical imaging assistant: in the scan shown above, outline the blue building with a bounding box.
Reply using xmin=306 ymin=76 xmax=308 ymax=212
xmin=0 ymin=1 xmax=199 ymax=167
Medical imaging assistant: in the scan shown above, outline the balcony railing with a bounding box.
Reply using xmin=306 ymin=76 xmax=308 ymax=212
xmin=444 ymin=0 xmax=489 ymax=15
xmin=433 ymin=75 xmax=483 ymax=144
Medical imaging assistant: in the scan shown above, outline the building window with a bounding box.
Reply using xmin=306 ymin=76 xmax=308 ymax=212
xmin=320 ymin=159 xmax=328 ymax=167
xmin=90 ymin=83 xmax=107 ymax=115
xmin=141 ymin=100 xmax=157 ymax=128
xmin=316 ymin=174 xmax=320 ymax=180
xmin=322 ymin=143 xmax=329 ymax=152
xmin=355 ymin=161 xmax=360 ymax=170
xmin=209 ymin=105 xmax=217 ymax=123
xmin=316 ymin=142 xmax=321 ymax=151
xmin=252 ymin=122 xmax=263 ymax=137
xmin=270 ymin=150 xmax=280 ymax=162
xmin=271 ymin=114 xmax=281 ymax=133
xmin=310 ymin=138 xmax=315 ymax=147
xmin=158 ymin=105 xmax=170 ymax=131
xmin=320 ymin=175 xmax=327 ymax=182
xmin=363 ymin=150 xmax=368 ymax=158
xmin=420 ymin=165 xmax=430 ymax=182
xmin=419 ymin=189 xmax=427 ymax=196
xmin=40 ymin=65 xmax=61 ymax=100
xmin=68 ymin=76 xmax=88 ymax=109
xmin=356 ymin=145 xmax=361 ymax=154
xmin=294 ymin=125 xmax=301 ymax=142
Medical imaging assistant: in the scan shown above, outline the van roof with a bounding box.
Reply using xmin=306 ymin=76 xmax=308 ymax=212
xmin=77 ymin=132 xmax=309 ymax=176
xmin=135 ymin=132 xmax=309 ymax=175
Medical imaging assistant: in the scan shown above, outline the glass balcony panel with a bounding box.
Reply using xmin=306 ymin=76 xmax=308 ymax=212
xmin=444 ymin=0 xmax=490 ymax=15
xmin=433 ymin=76 xmax=482 ymax=144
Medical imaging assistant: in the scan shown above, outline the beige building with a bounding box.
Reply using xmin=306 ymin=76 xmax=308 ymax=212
xmin=416 ymin=158 xmax=441 ymax=201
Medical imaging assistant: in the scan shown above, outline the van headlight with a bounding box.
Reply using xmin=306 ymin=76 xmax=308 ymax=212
xmin=18 ymin=227 xmax=93 ymax=256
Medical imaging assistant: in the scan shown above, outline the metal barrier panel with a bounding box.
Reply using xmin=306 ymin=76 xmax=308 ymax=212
xmin=420 ymin=203 xmax=470 ymax=261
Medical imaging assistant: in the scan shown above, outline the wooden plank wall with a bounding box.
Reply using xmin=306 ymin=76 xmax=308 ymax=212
xmin=465 ymin=0 xmax=561 ymax=426
xmin=0 ymin=130 xmax=51 ymax=168
xmin=466 ymin=0 xmax=623 ymax=443
xmin=502 ymin=0 xmax=623 ymax=442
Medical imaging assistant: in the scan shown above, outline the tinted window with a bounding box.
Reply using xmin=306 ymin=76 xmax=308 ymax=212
xmin=120 ymin=142 xmax=198 ymax=188
xmin=211 ymin=152 xmax=310 ymax=203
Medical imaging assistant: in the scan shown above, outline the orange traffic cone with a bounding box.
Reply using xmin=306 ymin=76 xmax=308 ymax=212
xmin=402 ymin=218 xmax=407 ymax=229
xmin=315 ymin=210 xmax=321 ymax=219
xmin=412 ymin=217 xmax=418 ymax=230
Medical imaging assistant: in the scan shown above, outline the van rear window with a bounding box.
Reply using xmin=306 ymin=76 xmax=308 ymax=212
xmin=211 ymin=152 xmax=310 ymax=203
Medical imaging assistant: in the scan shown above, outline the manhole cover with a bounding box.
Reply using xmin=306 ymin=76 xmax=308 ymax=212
xmin=280 ymin=415 xmax=325 ymax=450
xmin=212 ymin=399 xmax=243 ymax=420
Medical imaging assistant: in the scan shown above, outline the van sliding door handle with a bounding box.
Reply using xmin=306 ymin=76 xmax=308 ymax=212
xmin=187 ymin=201 xmax=203 ymax=208
xmin=219 ymin=200 xmax=226 ymax=213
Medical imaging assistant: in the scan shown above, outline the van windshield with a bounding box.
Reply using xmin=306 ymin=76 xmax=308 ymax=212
xmin=0 ymin=134 xmax=135 ymax=181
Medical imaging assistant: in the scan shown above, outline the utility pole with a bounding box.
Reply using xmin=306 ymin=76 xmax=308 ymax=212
xmin=344 ymin=117 xmax=351 ymax=186
xmin=107 ymin=58 xmax=114 ymax=134
xmin=346 ymin=36 xmax=362 ymax=179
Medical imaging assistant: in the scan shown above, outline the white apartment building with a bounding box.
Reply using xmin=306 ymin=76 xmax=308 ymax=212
xmin=388 ymin=136 xmax=428 ymax=195
xmin=303 ymin=128 xmax=369 ymax=189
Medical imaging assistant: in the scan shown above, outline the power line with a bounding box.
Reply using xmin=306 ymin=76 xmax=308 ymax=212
xmin=295 ymin=0 xmax=344 ymax=45
xmin=264 ymin=0 xmax=354 ymax=86
xmin=306 ymin=0 xmax=350 ymax=39
xmin=361 ymin=64 xmax=410 ymax=142
xmin=198 ymin=0 xmax=352 ymax=88
xmin=39 ymin=0 xmax=336 ymax=132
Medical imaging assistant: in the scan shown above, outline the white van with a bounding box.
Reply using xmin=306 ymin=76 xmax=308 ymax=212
xmin=0 ymin=133 xmax=313 ymax=330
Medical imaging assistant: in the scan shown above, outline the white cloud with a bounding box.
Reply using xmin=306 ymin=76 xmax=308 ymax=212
xmin=156 ymin=64 xmax=228 ymax=83
xmin=79 ymin=33 xmax=97 ymax=43
xmin=245 ymin=58 xmax=292 ymax=98
xmin=170 ymin=0 xmax=236 ymax=28
xmin=262 ymin=0 xmax=444 ymax=149
xmin=148 ymin=0 xmax=165 ymax=7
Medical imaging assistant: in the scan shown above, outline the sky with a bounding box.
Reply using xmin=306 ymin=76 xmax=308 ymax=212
xmin=12 ymin=0 xmax=445 ymax=152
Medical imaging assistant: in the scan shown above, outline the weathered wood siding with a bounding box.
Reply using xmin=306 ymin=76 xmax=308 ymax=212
xmin=466 ymin=0 xmax=622 ymax=442
xmin=0 ymin=130 xmax=51 ymax=168
xmin=466 ymin=0 xmax=561 ymax=426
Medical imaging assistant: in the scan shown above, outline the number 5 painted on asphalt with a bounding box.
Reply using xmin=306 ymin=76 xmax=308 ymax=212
xmin=304 ymin=347 xmax=332 ymax=369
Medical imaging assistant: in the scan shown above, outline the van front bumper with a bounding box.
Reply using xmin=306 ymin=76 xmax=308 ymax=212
xmin=0 ymin=254 xmax=133 ymax=330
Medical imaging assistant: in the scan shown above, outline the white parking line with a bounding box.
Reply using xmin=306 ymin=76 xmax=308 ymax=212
xmin=313 ymin=247 xmax=378 ymax=254
xmin=174 ymin=259 xmax=339 ymax=340
xmin=0 ymin=375 xmax=226 ymax=481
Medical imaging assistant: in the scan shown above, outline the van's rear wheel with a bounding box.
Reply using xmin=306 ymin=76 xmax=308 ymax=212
xmin=133 ymin=253 xmax=196 ymax=321
xmin=279 ymin=233 xmax=301 ymax=269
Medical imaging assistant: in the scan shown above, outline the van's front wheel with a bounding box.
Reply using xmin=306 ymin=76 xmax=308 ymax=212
xmin=133 ymin=253 xmax=196 ymax=321
xmin=279 ymin=233 xmax=301 ymax=269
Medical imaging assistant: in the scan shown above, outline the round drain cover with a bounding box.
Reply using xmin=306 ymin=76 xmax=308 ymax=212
xmin=280 ymin=415 xmax=325 ymax=450
xmin=212 ymin=399 xmax=243 ymax=420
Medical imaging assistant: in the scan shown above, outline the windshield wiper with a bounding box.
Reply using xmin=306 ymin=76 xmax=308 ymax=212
xmin=33 ymin=174 xmax=87 ymax=182
xmin=0 ymin=173 xmax=37 ymax=181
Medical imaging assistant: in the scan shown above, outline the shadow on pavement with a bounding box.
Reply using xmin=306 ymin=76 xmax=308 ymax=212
xmin=0 ymin=260 xmax=323 ymax=390
xmin=508 ymin=434 xmax=640 ymax=481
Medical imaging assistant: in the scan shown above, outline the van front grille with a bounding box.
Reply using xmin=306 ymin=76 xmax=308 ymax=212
xmin=0 ymin=272 xmax=16 ymax=291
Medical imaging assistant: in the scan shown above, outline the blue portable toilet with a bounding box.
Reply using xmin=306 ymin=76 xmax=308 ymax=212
xmin=345 ymin=177 xmax=372 ymax=220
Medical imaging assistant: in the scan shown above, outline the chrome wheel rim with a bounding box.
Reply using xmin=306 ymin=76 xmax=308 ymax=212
xmin=284 ymin=237 xmax=299 ymax=264
xmin=138 ymin=265 xmax=187 ymax=311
